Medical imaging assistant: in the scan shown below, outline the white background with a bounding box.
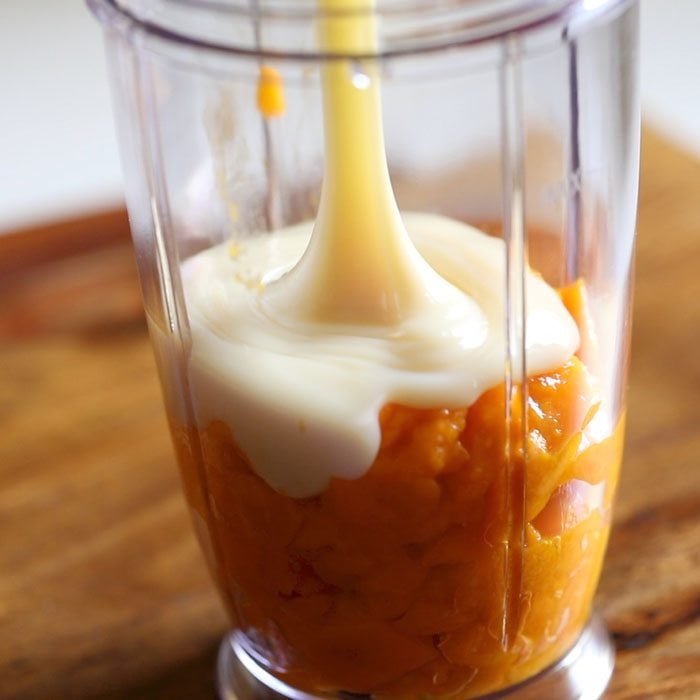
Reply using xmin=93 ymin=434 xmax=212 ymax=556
xmin=0 ymin=0 xmax=698 ymax=233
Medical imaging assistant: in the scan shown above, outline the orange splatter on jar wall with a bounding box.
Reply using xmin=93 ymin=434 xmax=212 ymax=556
xmin=169 ymin=285 xmax=624 ymax=699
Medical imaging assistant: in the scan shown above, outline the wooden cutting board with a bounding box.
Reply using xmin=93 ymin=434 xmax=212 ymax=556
xmin=1 ymin=129 xmax=699 ymax=700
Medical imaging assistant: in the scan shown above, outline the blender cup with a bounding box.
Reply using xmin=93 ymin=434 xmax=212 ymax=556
xmin=88 ymin=1 xmax=640 ymax=698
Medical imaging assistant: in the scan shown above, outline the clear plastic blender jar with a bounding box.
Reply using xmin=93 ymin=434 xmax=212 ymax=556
xmin=88 ymin=1 xmax=640 ymax=697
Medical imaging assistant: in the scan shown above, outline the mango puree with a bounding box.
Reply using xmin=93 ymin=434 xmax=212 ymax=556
xmin=170 ymin=283 xmax=624 ymax=698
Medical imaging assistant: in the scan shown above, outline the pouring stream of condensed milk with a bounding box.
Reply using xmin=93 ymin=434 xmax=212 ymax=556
xmin=182 ymin=0 xmax=580 ymax=496
xmin=261 ymin=0 xmax=472 ymax=334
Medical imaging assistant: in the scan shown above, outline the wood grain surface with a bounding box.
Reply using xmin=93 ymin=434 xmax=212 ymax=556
xmin=1 ymin=130 xmax=699 ymax=700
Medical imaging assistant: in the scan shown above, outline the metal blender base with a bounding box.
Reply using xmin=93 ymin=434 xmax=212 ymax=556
xmin=217 ymin=614 xmax=614 ymax=700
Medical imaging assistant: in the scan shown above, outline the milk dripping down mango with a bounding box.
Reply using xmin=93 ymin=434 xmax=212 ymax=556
xmin=182 ymin=0 xmax=579 ymax=496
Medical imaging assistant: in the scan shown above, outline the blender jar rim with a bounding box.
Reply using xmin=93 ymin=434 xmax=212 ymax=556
xmin=86 ymin=0 xmax=635 ymax=60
